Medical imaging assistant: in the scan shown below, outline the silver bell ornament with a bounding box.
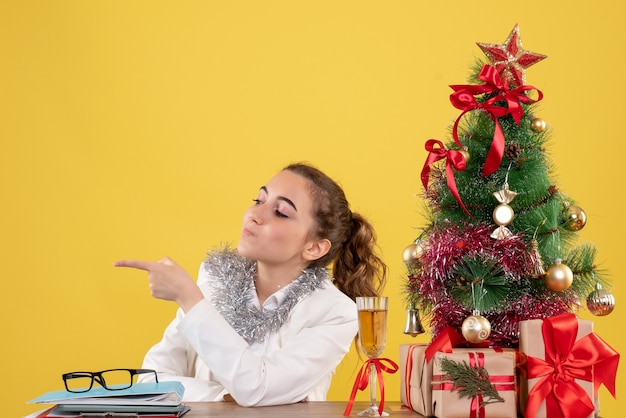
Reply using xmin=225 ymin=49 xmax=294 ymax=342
xmin=403 ymin=304 xmax=425 ymax=337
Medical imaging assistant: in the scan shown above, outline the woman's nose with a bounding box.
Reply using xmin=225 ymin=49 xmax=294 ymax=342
xmin=247 ymin=205 xmax=264 ymax=224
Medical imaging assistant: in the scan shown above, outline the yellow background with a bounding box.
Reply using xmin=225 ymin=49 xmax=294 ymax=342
xmin=2 ymin=1 xmax=624 ymax=416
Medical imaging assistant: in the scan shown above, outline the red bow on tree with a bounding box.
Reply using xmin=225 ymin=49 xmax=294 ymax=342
xmin=421 ymin=139 xmax=469 ymax=216
xmin=449 ymin=64 xmax=543 ymax=177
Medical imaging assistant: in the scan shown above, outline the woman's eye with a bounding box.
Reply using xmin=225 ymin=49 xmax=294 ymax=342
xmin=252 ymin=198 xmax=289 ymax=218
xmin=275 ymin=210 xmax=289 ymax=218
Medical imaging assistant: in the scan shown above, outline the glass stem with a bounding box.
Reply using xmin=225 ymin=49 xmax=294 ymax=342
xmin=368 ymin=361 xmax=377 ymax=408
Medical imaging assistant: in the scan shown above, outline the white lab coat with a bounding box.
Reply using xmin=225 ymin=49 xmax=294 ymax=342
xmin=139 ymin=263 xmax=358 ymax=406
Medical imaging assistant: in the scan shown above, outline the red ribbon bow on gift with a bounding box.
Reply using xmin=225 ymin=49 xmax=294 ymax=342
xmin=343 ymin=357 xmax=399 ymax=416
xmin=523 ymin=313 xmax=620 ymax=418
xmin=421 ymin=139 xmax=470 ymax=216
xmin=449 ymin=64 xmax=543 ymax=177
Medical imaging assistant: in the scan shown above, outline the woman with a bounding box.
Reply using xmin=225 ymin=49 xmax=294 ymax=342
xmin=114 ymin=162 xmax=387 ymax=406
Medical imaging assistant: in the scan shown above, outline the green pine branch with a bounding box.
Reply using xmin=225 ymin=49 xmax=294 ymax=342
xmin=439 ymin=357 xmax=505 ymax=406
xmin=450 ymin=255 xmax=511 ymax=311
xmin=565 ymin=243 xmax=610 ymax=295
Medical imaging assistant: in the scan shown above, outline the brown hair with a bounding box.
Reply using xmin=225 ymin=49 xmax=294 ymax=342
xmin=283 ymin=162 xmax=387 ymax=299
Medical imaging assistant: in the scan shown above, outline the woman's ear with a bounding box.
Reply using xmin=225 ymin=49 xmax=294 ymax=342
xmin=303 ymin=238 xmax=332 ymax=261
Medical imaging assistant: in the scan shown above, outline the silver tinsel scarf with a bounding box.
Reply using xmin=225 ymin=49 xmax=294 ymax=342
xmin=203 ymin=248 xmax=328 ymax=345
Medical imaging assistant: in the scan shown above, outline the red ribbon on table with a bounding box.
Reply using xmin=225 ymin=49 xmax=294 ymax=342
xmin=343 ymin=357 xmax=399 ymax=416
xmin=425 ymin=326 xmax=490 ymax=362
xmin=522 ymin=313 xmax=620 ymax=418
xmin=432 ymin=352 xmax=515 ymax=418
xmin=449 ymin=64 xmax=543 ymax=177
xmin=420 ymin=139 xmax=470 ymax=216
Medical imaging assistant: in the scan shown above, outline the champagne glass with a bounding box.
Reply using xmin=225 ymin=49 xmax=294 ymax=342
xmin=356 ymin=296 xmax=388 ymax=417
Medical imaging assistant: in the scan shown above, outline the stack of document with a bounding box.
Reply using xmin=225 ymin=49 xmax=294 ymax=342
xmin=27 ymin=381 xmax=189 ymax=417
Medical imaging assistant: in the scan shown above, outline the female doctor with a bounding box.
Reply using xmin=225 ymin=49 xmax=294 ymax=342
xmin=114 ymin=162 xmax=387 ymax=406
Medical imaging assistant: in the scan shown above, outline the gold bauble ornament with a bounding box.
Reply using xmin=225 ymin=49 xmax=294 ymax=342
xmin=586 ymin=283 xmax=615 ymax=316
xmin=402 ymin=241 xmax=425 ymax=264
xmin=545 ymin=260 xmax=573 ymax=291
xmin=460 ymin=150 xmax=470 ymax=164
xmin=530 ymin=118 xmax=547 ymax=132
xmin=563 ymin=205 xmax=587 ymax=231
xmin=461 ymin=313 xmax=491 ymax=343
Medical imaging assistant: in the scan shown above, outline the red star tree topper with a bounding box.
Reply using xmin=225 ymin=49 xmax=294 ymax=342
xmin=477 ymin=24 xmax=547 ymax=87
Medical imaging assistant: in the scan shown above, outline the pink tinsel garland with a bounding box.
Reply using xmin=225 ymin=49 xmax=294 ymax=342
xmin=407 ymin=221 xmax=575 ymax=347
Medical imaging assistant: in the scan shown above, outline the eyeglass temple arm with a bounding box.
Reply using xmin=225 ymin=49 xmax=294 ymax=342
xmin=133 ymin=368 xmax=159 ymax=383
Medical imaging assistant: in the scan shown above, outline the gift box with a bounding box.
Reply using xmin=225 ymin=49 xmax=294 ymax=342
xmin=400 ymin=342 xmax=518 ymax=417
xmin=400 ymin=344 xmax=433 ymax=417
xmin=431 ymin=350 xmax=517 ymax=418
xmin=519 ymin=314 xmax=619 ymax=418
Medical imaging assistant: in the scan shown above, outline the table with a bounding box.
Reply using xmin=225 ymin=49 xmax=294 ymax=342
xmin=183 ymin=401 xmax=421 ymax=417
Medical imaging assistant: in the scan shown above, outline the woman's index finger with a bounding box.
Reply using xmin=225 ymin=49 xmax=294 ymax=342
xmin=113 ymin=259 xmax=156 ymax=271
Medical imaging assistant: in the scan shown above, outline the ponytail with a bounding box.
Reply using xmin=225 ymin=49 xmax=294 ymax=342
xmin=283 ymin=163 xmax=387 ymax=300
xmin=332 ymin=212 xmax=387 ymax=300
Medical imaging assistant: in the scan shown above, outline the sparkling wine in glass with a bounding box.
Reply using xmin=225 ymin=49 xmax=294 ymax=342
xmin=356 ymin=296 xmax=388 ymax=417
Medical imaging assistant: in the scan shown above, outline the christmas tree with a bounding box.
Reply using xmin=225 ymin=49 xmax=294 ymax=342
xmin=404 ymin=24 xmax=615 ymax=347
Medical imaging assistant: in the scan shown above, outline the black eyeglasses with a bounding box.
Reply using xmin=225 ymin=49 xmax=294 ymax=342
xmin=62 ymin=368 xmax=159 ymax=393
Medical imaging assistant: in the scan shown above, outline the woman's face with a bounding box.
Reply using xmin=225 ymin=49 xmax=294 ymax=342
xmin=237 ymin=170 xmax=323 ymax=267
